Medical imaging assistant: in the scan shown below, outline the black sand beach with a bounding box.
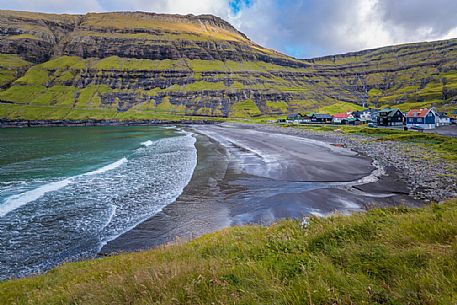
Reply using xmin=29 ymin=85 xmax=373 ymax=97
xmin=101 ymin=124 xmax=420 ymax=254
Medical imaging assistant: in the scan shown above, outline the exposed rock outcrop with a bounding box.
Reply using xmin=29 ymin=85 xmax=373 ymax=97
xmin=0 ymin=10 xmax=456 ymax=120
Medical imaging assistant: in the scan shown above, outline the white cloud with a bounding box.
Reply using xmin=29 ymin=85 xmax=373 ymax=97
xmin=0 ymin=0 xmax=102 ymax=14
xmin=228 ymin=0 xmax=457 ymax=57
xmin=98 ymin=0 xmax=230 ymax=16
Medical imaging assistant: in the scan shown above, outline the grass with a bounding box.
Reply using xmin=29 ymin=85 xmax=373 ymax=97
xmin=1 ymin=199 xmax=456 ymax=304
xmin=339 ymin=126 xmax=457 ymax=160
xmin=0 ymin=54 xmax=30 ymax=69
xmin=291 ymin=124 xmax=457 ymax=161
xmin=7 ymin=34 xmax=39 ymax=40
xmin=230 ymin=99 xmax=262 ymax=118
xmin=0 ymin=54 xmax=32 ymax=87
xmin=81 ymin=12 xmax=250 ymax=44
xmin=317 ymin=102 xmax=365 ymax=114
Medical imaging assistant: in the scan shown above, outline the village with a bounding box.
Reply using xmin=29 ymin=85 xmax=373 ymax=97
xmin=280 ymin=107 xmax=457 ymax=130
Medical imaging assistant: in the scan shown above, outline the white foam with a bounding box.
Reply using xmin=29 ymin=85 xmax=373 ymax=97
xmin=0 ymin=158 xmax=128 ymax=218
xmin=309 ymin=210 xmax=326 ymax=217
xmin=83 ymin=158 xmax=128 ymax=176
xmin=339 ymin=198 xmax=361 ymax=210
xmin=140 ymin=140 xmax=154 ymax=147
xmin=0 ymin=178 xmax=73 ymax=217
xmin=98 ymin=132 xmax=198 ymax=249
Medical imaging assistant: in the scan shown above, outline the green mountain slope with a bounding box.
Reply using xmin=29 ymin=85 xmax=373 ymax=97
xmin=0 ymin=10 xmax=456 ymax=120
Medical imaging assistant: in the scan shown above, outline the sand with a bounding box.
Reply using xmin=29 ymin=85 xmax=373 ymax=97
xmin=101 ymin=124 xmax=420 ymax=254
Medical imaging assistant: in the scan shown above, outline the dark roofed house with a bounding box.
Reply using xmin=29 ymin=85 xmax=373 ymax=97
xmin=286 ymin=113 xmax=303 ymax=123
xmin=352 ymin=111 xmax=363 ymax=119
xmin=310 ymin=113 xmax=333 ymax=123
xmin=377 ymin=108 xmax=405 ymax=126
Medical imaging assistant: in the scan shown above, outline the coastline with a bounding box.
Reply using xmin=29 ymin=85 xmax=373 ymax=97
xmin=101 ymin=123 xmax=421 ymax=255
xmin=101 ymin=131 xmax=232 ymax=253
xmin=0 ymin=118 xmax=220 ymax=128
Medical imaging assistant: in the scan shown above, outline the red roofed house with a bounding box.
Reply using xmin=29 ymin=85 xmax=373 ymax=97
xmin=332 ymin=112 xmax=353 ymax=124
xmin=406 ymin=108 xmax=437 ymax=129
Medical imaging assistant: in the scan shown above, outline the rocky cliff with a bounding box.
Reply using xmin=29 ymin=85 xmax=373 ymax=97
xmin=0 ymin=10 xmax=456 ymax=120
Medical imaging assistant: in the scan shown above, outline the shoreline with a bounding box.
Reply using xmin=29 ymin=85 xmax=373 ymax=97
xmin=101 ymin=131 xmax=232 ymax=254
xmin=248 ymin=124 xmax=457 ymax=202
xmin=101 ymin=124 xmax=422 ymax=255
xmin=0 ymin=119 xmax=220 ymax=128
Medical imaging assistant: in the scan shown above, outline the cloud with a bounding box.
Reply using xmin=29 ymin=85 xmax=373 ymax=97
xmin=1 ymin=0 xmax=457 ymax=57
xmin=231 ymin=0 xmax=457 ymax=58
xmin=378 ymin=0 xmax=457 ymax=40
xmin=97 ymin=0 xmax=230 ymax=16
xmin=0 ymin=0 xmax=102 ymax=14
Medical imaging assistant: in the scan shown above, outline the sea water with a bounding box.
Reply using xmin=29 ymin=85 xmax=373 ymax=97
xmin=0 ymin=126 xmax=197 ymax=280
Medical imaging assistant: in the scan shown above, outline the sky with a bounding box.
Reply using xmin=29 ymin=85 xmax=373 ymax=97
xmin=1 ymin=0 xmax=457 ymax=58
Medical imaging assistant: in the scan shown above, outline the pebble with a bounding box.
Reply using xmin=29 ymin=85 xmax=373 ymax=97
xmin=249 ymin=124 xmax=457 ymax=202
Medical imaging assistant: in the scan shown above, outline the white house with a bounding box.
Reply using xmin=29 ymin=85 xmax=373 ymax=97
xmin=436 ymin=112 xmax=451 ymax=126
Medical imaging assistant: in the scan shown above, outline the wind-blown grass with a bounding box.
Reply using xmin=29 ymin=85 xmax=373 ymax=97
xmin=1 ymin=199 xmax=456 ymax=304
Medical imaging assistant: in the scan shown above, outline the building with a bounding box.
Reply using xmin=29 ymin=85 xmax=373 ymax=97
xmin=286 ymin=113 xmax=304 ymax=123
xmin=436 ymin=112 xmax=451 ymax=126
xmin=377 ymin=108 xmax=405 ymax=126
xmin=359 ymin=108 xmax=379 ymax=123
xmin=406 ymin=108 xmax=437 ymax=129
xmin=310 ymin=113 xmax=333 ymax=123
xmin=332 ymin=112 xmax=352 ymax=124
xmin=346 ymin=117 xmax=362 ymax=125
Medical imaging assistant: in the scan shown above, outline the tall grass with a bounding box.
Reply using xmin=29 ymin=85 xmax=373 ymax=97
xmin=1 ymin=199 xmax=456 ymax=304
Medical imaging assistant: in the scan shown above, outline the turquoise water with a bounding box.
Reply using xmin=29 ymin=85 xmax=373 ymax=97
xmin=0 ymin=126 xmax=197 ymax=280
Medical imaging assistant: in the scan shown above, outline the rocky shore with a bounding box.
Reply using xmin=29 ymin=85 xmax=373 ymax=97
xmin=0 ymin=119 xmax=218 ymax=128
xmin=249 ymin=124 xmax=457 ymax=202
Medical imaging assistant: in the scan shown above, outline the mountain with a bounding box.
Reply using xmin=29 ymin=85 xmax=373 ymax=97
xmin=0 ymin=10 xmax=456 ymax=121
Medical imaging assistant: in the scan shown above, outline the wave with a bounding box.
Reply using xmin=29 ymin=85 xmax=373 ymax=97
xmin=0 ymin=157 xmax=128 ymax=218
xmin=0 ymin=178 xmax=73 ymax=217
xmin=83 ymin=158 xmax=128 ymax=176
xmin=98 ymin=131 xmax=197 ymax=248
xmin=140 ymin=140 xmax=154 ymax=147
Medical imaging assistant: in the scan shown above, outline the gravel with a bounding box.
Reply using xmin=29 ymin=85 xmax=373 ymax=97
xmin=242 ymin=124 xmax=457 ymax=202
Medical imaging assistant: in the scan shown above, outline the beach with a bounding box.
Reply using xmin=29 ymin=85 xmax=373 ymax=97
xmin=101 ymin=124 xmax=420 ymax=254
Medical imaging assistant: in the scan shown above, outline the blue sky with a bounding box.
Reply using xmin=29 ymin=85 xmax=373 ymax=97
xmin=1 ymin=0 xmax=457 ymax=58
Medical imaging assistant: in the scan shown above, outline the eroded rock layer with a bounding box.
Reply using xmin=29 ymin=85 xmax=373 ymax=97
xmin=0 ymin=10 xmax=456 ymax=120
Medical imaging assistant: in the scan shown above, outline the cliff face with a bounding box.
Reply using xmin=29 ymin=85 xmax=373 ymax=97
xmin=0 ymin=10 xmax=456 ymax=120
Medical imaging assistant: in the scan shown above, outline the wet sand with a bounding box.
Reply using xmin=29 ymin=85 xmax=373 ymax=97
xmin=101 ymin=124 xmax=420 ymax=254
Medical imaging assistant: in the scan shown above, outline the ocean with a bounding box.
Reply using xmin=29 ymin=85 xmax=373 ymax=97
xmin=0 ymin=126 xmax=197 ymax=280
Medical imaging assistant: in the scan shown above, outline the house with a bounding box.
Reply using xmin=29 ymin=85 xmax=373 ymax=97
xmin=332 ymin=112 xmax=352 ymax=124
xmin=352 ymin=111 xmax=362 ymax=119
xmin=377 ymin=108 xmax=405 ymax=126
xmin=359 ymin=108 xmax=379 ymax=122
xmin=450 ymin=110 xmax=457 ymax=124
xmin=346 ymin=117 xmax=362 ymax=125
xmin=406 ymin=108 xmax=437 ymax=129
xmin=286 ymin=113 xmax=304 ymax=123
xmin=436 ymin=112 xmax=451 ymax=126
xmin=310 ymin=113 xmax=333 ymax=123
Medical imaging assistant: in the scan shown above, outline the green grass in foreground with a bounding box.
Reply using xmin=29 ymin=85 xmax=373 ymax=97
xmin=1 ymin=199 xmax=456 ymax=304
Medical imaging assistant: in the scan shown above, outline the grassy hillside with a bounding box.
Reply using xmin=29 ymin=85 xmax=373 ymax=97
xmin=0 ymin=10 xmax=456 ymax=120
xmin=1 ymin=199 xmax=456 ymax=304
